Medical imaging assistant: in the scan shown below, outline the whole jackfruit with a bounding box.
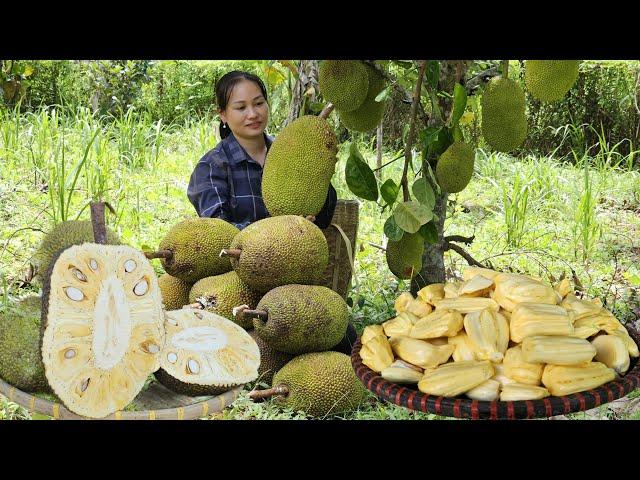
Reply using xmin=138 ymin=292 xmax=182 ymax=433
xmin=35 ymin=220 xmax=121 ymax=278
xmin=436 ymin=142 xmax=475 ymax=194
xmin=262 ymin=115 xmax=338 ymax=217
xmin=525 ymin=60 xmax=580 ymax=103
xmin=227 ymin=215 xmax=329 ymax=294
xmin=271 ymin=351 xmax=369 ymax=418
xmin=249 ymin=285 xmax=348 ymax=355
xmin=248 ymin=330 xmax=294 ymax=387
xmin=188 ymin=271 xmax=261 ymax=328
xmin=158 ymin=274 xmax=192 ymax=310
xmin=318 ymin=60 xmax=369 ymax=112
xmin=159 ymin=217 xmax=239 ymax=283
xmin=0 ymin=296 xmax=49 ymax=392
xmin=338 ymin=63 xmax=387 ymax=132
xmin=481 ymin=77 xmax=528 ymax=152
xmin=386 ymin=232 xmax=424 ymax=280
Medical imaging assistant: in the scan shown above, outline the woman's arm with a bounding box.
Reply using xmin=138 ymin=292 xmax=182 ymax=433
xmin=187 ymin=156 xmax=233 ymax=221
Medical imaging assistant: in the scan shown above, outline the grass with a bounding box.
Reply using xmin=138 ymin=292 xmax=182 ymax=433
xmin=1 ymin=107 xmax=640 ymax=420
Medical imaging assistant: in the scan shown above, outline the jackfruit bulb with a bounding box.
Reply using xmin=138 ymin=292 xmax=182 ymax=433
xmin=525 ymin=60 xmax=580 ymax=103
xmin=338 ymin=63 xmax=387 ymax=133
xmin=318 ymin=60 xmax=369 ymax=112
xmin=436 ymin=142 xmax=475 ymax=193
xmin=262 ymin=115 xmax=338 ymax=217
xmin=386 ymin=232 xmax=424 ymax=279
xmin=481 ymin=77 xmax=528 ymax=153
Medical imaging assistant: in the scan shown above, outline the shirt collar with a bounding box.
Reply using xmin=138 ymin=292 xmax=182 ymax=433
xmin=225 ymin=132 xmax=274 ymax=165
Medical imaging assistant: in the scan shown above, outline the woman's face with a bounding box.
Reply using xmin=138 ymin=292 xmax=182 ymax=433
xmin=220 ymin=79 xmax=269 ymax=140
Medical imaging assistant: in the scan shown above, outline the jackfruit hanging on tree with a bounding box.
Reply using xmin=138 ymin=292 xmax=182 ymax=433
xmin=318 ymin=60 xmax=369 ymax=112
xmin=338 ymin=63 xmax=387 ymax=132
xmin=481 ymin=77 xmax=528 ymax=153
xmin=435 ymin=142 xmax=475 ymax=193
xmin=525 ymin=60 xmax=581 ymax=103
xmin=386 ymin=232 xmax=424 ymax=280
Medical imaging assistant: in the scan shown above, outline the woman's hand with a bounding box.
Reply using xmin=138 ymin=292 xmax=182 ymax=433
xmin=304 ymin=215 xmax=316 ymax=222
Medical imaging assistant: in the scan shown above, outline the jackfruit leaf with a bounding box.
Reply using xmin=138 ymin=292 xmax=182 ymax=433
xmin=345 ymin=143 xmax=378 ymax=201
xmin=431 ymin=128 xmax=454 ymax=158
xmin=23 ymin=65 xmax=34 ymax=77
xmin=384 ymin=215 xmax=404 ymax=242
xmin=412 ymin=178 xmax=435 ymax=209
xmin=392 ymin=60 xmax=413 ymax=69
xmin=141 ymin=244 xmax=152 ymax=251
xmin=380 ymin=179 xmax=399 ymax=206
xmin=309 ymin=102 xmax=325 ymax=113
xmin=425 ymin=61 xmax=440 ymax=90
xmin=393 ymin=201 xmax=433 ymax=234
xmin=420 ymin=127 xmax=441 ymax=151
xmin=450 ymin=82 xmax=468 ymax=127
xmin=419 ymin=221 xmax=439 ymax=244
xmin=375 ymin=85 xmax=392 ymax=103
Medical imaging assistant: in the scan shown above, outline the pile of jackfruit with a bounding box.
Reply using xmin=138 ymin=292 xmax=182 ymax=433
xmin=360 ymin=267 xmax=639 ymax=401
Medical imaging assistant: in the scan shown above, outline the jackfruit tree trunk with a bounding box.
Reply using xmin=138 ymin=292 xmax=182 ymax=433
xmin=285 ymin=60 xmax=319 ymax=125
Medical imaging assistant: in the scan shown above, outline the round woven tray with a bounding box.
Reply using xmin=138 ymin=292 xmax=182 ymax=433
xmin=0 ymin=377 xmax=243 ymax=420
xmin=351 ymin=324 xmax=640 ymax=420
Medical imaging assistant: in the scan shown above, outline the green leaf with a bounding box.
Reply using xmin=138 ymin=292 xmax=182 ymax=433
xmin=375 ymin=85 xmax=392 ymax=103
xmin=23 ymin=65 xmax=34 ymax=78
xmin=384 ymin=215 xmax=404 ymax=241
xmin=380 ymin=179 xmax=399 ymax=206
xmin=392 ymin=60 xmax=413 ymax=69
xmin=431 ymin=128 xmax=454 ymax=158
xmin=393 ymin=201 xmax=433 ymax=234
xmin=419 ymin=127 xmax=441 ymax=151
xmin=345 ymin=143 xmax=378 ymax=201
xmin=450 ymin=83 xmax=468 ymax=127
xmin=419 ymin=221 xmax=439 ymax=244
xmin=412 ymin=178 xmax=435 ymax=209
xmin=425 ymin=61 xmax=440 ymax=89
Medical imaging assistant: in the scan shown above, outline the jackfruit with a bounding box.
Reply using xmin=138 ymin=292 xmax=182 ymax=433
xmin=609 ymin=326 xmax=640 ymax=358
xmin=525 ymin=60 xmax=580 ymax=103
xmin=359 ymin=335 xmax=394 ymax=372
xmin=386 ymin=232 xmax=424 ymax=280
xmin=418 ymin=360 xmax=494 ymax=397
xmin=188 ymin=271 xmax=261 ymax=328
xmin=318 ymin=60 xmax=369 ymax=112
xmin=444 ymin=282 xmax=461 ymax=298
xmin=503 ymin=345 xmax=544 ymax=385
xmin=262 ymin=115 xmax=338 ymax=217
xmin=389 ymin=336 xmax=454 ymax=369
xmin=458 ymin=275 xmax=494 ymax=297
xmin=433 ymin=297 xmax=500 ymax=314
xmin=41 ymin=243 xmax=165 ymax=418
xmin=361 ymin=324 xmax=386 ymax=344
xmin=0 ymin=296 xmax=49 ymax=392
xmin=481 ymin=77 xmax=527 ymax=152
xmin=554 ymin=278 xmax=573 ymax=299
xmin=462 ymin=267 xmax=501 ymax=281
xmin=338 ymin=63 xmax=387 ymax=132
xmin=35 ymin=220 xmax=121 ymax=278
xmin=448 ymin=332 xmax=478 ymax=362
xmin=561 ymin=294 xmax=603 ymax=320
xmin=271 ymin=351 xmax=369 ymax=418
xmin=521 ymin=335 xmax=596 ymax=366
xmin=466 ymin=378 xmax=500 ymax=401
xmin=591 ymin=334 xmax=630 ymax=374
xmin=158 ymin=274 xmax=192 ymax=310
xmin=493 ymin=273 xmax=558 ymax=312
xmin=395 ymin=292 xmax=414 ymax=313
xmin=435 ymin=142 xmax=475 ymax=194
xmin=381 ymin=359 xmax=424 ymax=384
xmin=510 ymin=303 xmax=574 ymax=342
xmin=158 ymin=217 xmax=239 ymax=283
xmin=500 ymin=383 xmax=550 ymax=401
xmin=155 ymin=309 xmax=260 ymax=396
xmin=226 ymin=215 xmax=329 ymax=294
xmin=417 ymin=284 xmax=445 ymax=305
xmin=383 ymin=313 xmax=414 ymax=337
xmin=464 ymin=309 xmax=510 ymax=362
xmin=247 ymin=285 xmax=348 ymax=355
xmin=542 ymin=362 xmax=616 ymax=396
xmin=410 ymin=309 xmax=464 ymax=339
xmin=247 ymin=330 xmax=294 ymax=387
xmin=405 ymin=298 xmax=432 ymax=317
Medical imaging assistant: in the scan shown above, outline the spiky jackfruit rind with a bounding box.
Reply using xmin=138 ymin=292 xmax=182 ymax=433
xmin=153 ymin=369 xmax=232 ymax=397
xmin=525 ymin=60 xmax=580 ymax=103
xmin=262 ymin=115 xmax=338 ymax=217
xmin=35 ymin=220 xmax=121 ymax=278
xmin=159 ymin=217 xmax=239 ymax=283
xmin=158 ymin=274 xmax=192 ymax=311
xmin=229 ymin=216 xmax=329 ymax=294
xmin=0 ymin=296 xmax=49 ymax=392
xmin=272 ymin=351 xmax=369 ymax=418
xmin=188 ymin=271 xmax=261 ymax=328
xmin=435 ymin=142 xmax=475 ymax=194
xmin=338 ymin=63 xmax=387 ymax=133
xmin=252 ymin=285 xmax=349 ymax=355
xmin=318 ymin=60 xmax=369 ymax=112
xmin=386 ymin=232 xmax=424 ymax=280
xmin=481 ymin=77 xmax=528 ymax=153
xmin=248 ymin=330 xmax=294 ymax=386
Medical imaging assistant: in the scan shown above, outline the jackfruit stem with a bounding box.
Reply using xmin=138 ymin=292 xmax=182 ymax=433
xmin=144 ymin=250 xmax=173 ymax=260
xmin=248 ymin=384 xmax=289 ymax=400
xmin=90 ymin=201 xmax=107 ymax=244
xmin=319 ymin=103 xmax=334 ymax=119
xmin=238 ymin=309 xmax=269 ymax=321
xmin=219 ymin=248 xmax=241 ymax=259
xmin=186 ymin=302 xmax=204 ymax=309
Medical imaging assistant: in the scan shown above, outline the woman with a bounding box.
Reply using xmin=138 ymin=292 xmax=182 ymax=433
xmin=187 ymin=70 xmax=356 ymax=355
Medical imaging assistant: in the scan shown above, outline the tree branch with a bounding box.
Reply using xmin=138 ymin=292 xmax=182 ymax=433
xmin=444 ymin=235 xmax=475 ymax=245
xmin=443 ymin=241 xmax=486 ymax=267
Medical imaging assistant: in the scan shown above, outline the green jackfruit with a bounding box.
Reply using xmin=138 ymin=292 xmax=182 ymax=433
xmin=158 ymin=274 xmax=192 ymax=310
xmin=227 ymin=216 xmax=329 ymax=294
xmin=338 ymin=63 xmax=387 ymax=132
xmin=248 ymin=330 xmax=294 ymax=386
xmin=318 ymin=60 xmax=369 ymax=112
xmin=0 ymin=296 xmax=49 ymax=392
xmin=35 ymin=220 xmax=121 ymax=278
xmin=386 ymin=232 xmax=424 ymax=280
xmin=271 ymin=351 xmax=369 ymax=418
xmin=189 ymin=271 xmax=261 ymax=328
xmin=436 ymin=142 xmax=475 ymax=193
xmin=262 ymin=115 xmax=338 ymax=217
xmin=250 ymin=285 xmax=349 ymax=355
xmin=159 ymin=217 xmax=239 ymax=283
xmin=481 ymin=77 xmax=528 ymax=153
xmin=525 ymin=60 xmax=580 ymax=103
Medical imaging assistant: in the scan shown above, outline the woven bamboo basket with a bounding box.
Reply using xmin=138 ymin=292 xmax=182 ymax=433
xmin=321 ymin=199 xmax=360 ymax=300
xmin=351 ymin=323 xmax=640 ymax=420
xmin=0 ymin=378 xmax=243 ymax=420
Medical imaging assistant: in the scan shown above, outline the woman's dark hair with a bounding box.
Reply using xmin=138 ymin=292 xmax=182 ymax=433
xmin=215 ymin=71 xmax=268 ymax=139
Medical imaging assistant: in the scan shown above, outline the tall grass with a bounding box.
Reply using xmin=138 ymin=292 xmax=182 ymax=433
xmin=571 ymin=161 xmax=602 ymax=263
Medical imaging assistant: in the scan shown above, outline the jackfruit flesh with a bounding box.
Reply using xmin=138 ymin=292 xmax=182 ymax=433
xmin=463 ymin=309 xmax=509 ymax=362
xmin=405 ymin=298 xmax=433 ymax=317
xmin=542 ymin=362 xmax=616 ymax=396
xmin=481 ymin=77 xmax=528 ymax=153
xmin=462 ymin=267 xmax=501 ymax=282
xmin=262 ymin=115 xmax=338 ymax=217
xmin=458 ymin=275 xmax=494 ymax=297
xmin=503 ymin=345 xmax=544 ymax=385
xmin=554 ymin=278 xmax=573 ymax=298
xmin=386 ymin=232 xmax=424 ymax=280
xmin=433 ymin=297 xmax=500 ymax=314
xmin=410 ymin=309 xmax=464 ymax=339
xmin=359 ymin=335 xmax=394 ymax=373
xmin=381 ymin=359 xmax=423 ymax=384
xmin=436 ymin=142 xmax=476 ymax=194
xmin=500 ymin=383 xmax=550 ymax=401
xmin=466 ymin=378 xmax=500 ymax=401
xmin=383 ymin=314 xmax=414 ymax=337
xmin=338 ymin=63 xmax=387 ymax=132
xmin=389 ymin=336 xmax=454 ymax=369
xmin=448 ymin=332 xmax=478 ymax=362
xmin=361 ymin=324 xmax=386 ymax=344
xmin=318 ymin=60 xmax=369 ymax=112
xmin=417 ymin=284 xmax=445 ymax=305
xmin=521 ymin=335 xmax=596 ymax=366
xmin=591 ymin=334 xmax=630 ymax=374
xmin=158 ymin=274 xmax=192 ymax=311
xmin=394 ymin=292 xmax=414 ymax=313
xmin=493 ymin=273 xmax=558 ymax=312
xmin=525 ymin=60 xmax=580 ymax=103
xmin=510 ymin=303 xmax=574 ymax=342
xmin=159 ymin=217 xmax=239 ymax=283
xmin=41 ymin=244 xmax=165 ymax=418
xmin=561 ymin=294 xmax=603 ymax=320
xmin=155 ymin=309 xmax=259 ymax=396
xmin=418 ymin=360 xmax=494 ymax=397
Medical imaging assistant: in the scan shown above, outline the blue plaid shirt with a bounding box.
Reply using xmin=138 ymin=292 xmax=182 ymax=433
xmin=187 ymin=132 xmax=337 ymax=230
